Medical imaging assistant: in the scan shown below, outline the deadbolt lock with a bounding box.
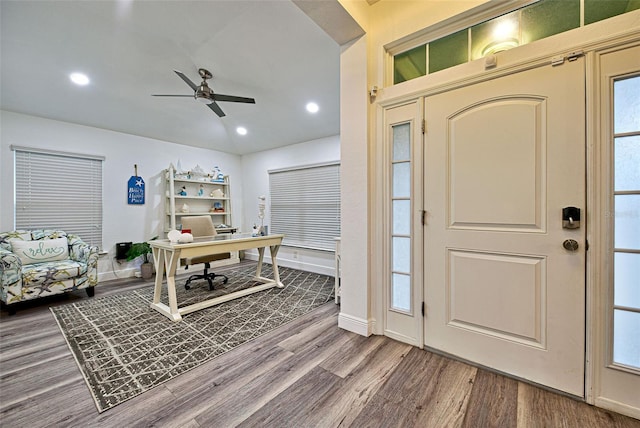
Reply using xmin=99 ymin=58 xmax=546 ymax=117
xmin=562 ymin=207 xmax=581 ymax=229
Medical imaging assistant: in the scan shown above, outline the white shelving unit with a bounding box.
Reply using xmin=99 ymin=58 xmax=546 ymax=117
xmin=165 ymin=164 xmax=239 ymax=266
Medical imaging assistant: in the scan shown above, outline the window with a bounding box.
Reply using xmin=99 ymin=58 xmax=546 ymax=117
xmin=611 ymin=75 xmax=640 ymax=370
xmin=391 ymin=0 xmax=638 ymax=83
xmin=13 ymin=147 xmax=104 ymax=249
xmin=269 ymin=162 xmax=340 ymax=251
xmin=390 ymin=123 xmax=412 ymax=312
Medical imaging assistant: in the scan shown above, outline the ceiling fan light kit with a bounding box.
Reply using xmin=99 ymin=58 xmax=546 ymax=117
xmin=153 ymin=68 xmax=255 ymax=117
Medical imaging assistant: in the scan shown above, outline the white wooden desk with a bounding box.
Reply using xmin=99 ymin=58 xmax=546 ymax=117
xmin=150 ymin=233 xmax=285 ymax=322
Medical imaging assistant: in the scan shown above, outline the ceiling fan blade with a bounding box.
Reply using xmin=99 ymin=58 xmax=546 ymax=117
xmin=213 ymin=94 xmax=256 ymax=104
xmin=173 ymin=70 xmax=198 ymax=91
xmin=152 ymin=94 xmax=193 ymax=97
xmin=208 ymin=101 xmax=226 ymax=117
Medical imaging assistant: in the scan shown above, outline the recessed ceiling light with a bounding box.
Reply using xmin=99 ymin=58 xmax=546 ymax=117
xmin=69 ymin=72 xmax=90 ymax=86
xmin=306 ymin=102 xmax=319 ymax=113
xmin=236 ymin=126 xmax=247 ymax=135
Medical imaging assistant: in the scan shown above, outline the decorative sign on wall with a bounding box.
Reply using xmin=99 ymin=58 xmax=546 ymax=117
xmin=127 ymin=164 xmax=145 ymax=205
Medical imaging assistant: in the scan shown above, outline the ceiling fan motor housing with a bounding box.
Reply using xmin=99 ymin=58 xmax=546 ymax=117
xmin=196 ymin=83 xmax=213 ymax=103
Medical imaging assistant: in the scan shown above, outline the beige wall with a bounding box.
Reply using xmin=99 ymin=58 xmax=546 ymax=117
xmin=336 ymin=0 xmax=488 ymax=334
xmin=341 ymin=0 xmax=489 ymax=85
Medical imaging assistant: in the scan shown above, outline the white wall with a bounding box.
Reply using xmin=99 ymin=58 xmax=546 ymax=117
xmin=337 ymin=35 xmax=371 ymax=336
xmin=0 ymin=110 xmax=242 ymax=281
xmin=240 ymin=135 xmax=340 ymax=276
xmin=0 ymin=111 xmax=340 ymax=279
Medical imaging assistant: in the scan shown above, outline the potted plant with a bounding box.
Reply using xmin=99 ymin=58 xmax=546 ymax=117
xmin=126 ymin=239 xmax=155 ymax=279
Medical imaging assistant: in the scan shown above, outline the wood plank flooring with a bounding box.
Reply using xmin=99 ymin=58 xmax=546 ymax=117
xmin=1 ymin=274 xmax=638 ymax=428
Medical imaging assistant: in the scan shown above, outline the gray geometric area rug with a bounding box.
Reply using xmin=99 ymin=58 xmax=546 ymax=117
xmin=51 ymin=262 xmax=334 ymax=413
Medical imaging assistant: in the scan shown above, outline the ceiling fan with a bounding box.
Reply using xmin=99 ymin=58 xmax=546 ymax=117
xmin=153 ymin=68 xmax=255 ymax=118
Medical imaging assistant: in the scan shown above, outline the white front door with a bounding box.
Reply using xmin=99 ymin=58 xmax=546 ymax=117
xmin=423 ymin=58 xmax=586 ymax=396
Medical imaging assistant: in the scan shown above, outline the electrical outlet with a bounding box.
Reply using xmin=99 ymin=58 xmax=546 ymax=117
xmin=293 ymin=250 xmax=298 ymax=259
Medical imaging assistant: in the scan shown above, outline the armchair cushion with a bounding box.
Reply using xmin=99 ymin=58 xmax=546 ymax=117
xmin=23 ymin=260 xmax=88 ymax=285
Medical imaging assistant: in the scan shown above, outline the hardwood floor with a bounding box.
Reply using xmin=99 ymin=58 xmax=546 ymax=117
xmin=1 ymin=276 xmax=638 ymax=428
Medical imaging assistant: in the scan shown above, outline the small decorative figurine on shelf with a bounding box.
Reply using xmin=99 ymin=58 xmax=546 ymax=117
xmin=178 ymin=186 xmax=187 ymax=196
xmin=211 ymin=188 xmax=224 ymax=198
xmin=191 ymin=164 xmax=207 ymax=181
xmin=211 ymin=166 xmax=224 ymax=182
xmin=198 ymin=184 xmax=204 ymax=196
xmin=174 ymin=160 xmax=193 ymax=180
xmin=181 ymin=203 xmax=190 ymax=213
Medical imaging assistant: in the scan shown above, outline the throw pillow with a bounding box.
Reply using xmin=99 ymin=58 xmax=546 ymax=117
xmin=11 ymin=237 xmax=69 ymax=265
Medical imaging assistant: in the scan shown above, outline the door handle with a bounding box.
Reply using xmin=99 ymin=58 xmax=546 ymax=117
xmin=563 ymin=239 xmax=579 ymax=251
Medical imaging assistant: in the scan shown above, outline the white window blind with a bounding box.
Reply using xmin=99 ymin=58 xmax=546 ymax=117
xmin=13 ymin=147 xmax=103 ymax=249
xmin=269 ymin=162 xmax=340 ymax=251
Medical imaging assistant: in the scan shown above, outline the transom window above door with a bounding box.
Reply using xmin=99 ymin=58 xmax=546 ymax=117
xmin=390 ymin=0 xmax=640 ymax=84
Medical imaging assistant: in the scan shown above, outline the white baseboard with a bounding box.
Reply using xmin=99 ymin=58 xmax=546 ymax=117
xmin=338 ymin=312 xmax=372 ymax=337
xmin=595 ymin=397 xmax=640 ymax=420
xmin=243 ymin=253 xmax=335 ymax=277
xmin=98 ymin=267 xmax=138 ymax=282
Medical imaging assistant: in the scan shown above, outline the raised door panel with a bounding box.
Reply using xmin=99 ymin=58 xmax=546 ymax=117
xmin=448 ymin=97 xmax=545 ymax=231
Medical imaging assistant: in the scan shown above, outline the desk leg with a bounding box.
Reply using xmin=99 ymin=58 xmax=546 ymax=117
xmin=256 ymin=246 xmax=265 ymax=278
xmin=152 ymin=248 xmax=166 ymax=305
xmin=150 ymin=248 xmax=182 ymax=322
xmin=270 ymin=244 xmax=284 ymax=288
xmin=165 ymin=250 xmax=181 ymax=319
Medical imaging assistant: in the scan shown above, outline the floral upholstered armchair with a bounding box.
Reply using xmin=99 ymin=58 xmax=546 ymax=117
xmin=0 ymin=230 xmax=99 ymax=313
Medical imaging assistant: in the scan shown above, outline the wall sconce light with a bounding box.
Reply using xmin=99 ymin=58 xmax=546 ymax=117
xmin=481 ymin=38 xmax=519 ymax=57
xmin=481 ymin=17 xmax=519 ymax=57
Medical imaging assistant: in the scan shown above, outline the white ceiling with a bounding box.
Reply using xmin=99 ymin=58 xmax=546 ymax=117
xmin=0 ymin=0 xmax=346 ymax=155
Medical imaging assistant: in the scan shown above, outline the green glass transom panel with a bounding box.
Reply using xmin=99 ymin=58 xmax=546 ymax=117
xmin=584 ymin=0 xmax=640 ymax=25
xmin=394 ymin=44 xmax=426 ymax=84
xmin=521 ymin=0 xmax=580 ymax=44
xmin=428 ymin=29 xmax=468 ymax=74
